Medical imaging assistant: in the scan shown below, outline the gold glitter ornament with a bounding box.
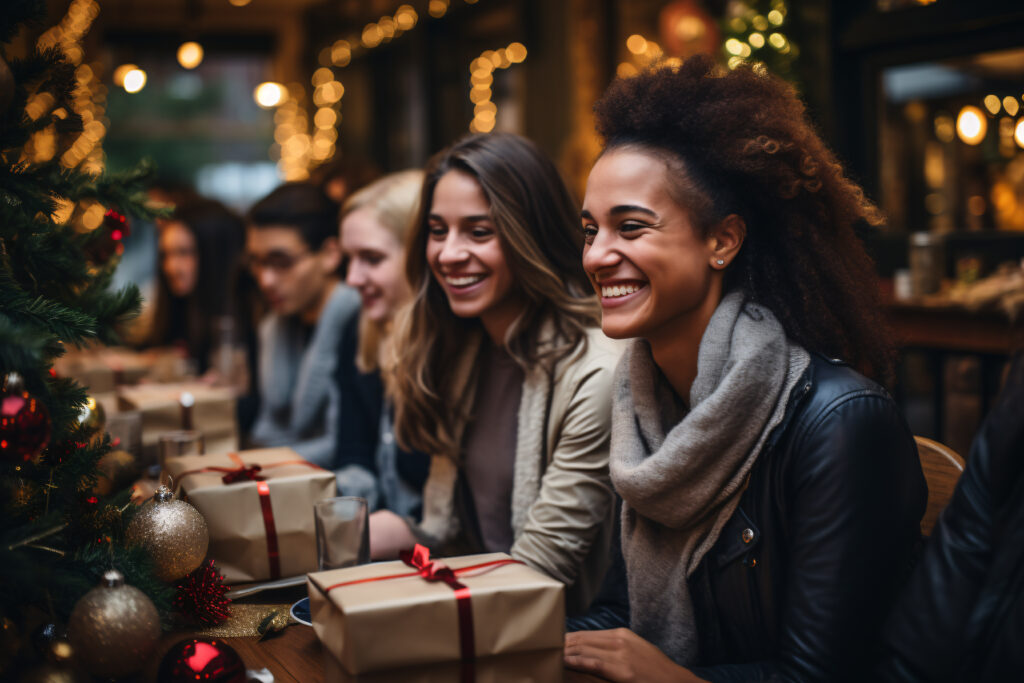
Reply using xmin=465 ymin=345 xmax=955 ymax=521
xmin=126 ymin=485 xmax=209 ymax=581
xmin=66 ymin=570 xmax=161 ymax=679
xmin=76 ymin=396 xmax=105 ymax=443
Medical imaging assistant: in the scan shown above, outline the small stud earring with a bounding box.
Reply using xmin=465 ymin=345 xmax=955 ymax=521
xmin=715 ymin=259 xmax=725 ymax=266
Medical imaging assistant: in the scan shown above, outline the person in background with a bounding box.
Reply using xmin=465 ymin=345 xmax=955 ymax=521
xmin=877 ymin=350 xmax=1024 ymax=682
xmin=335 ymin=169 xmax=430 ymax=516
xmin=245 ymin=182 xmax=360 ymax=475
xmin=144 ymin=197 xmax=245 ymax=376
xmin=563 ymin=56 xmax=926 ymax=682
xmin=369 ymin=133 xmax=622 ymax=617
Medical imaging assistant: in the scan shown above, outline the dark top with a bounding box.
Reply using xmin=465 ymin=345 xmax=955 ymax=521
xmin=462 ymin=342 xmax=523 ymax=552
xmin=334 ymin=313 xmax=429 ymax=517
xmin=877 ymin=351 xmax=1024 ymax=683
xmin=572 ymin=355 xmax=927 ymax=683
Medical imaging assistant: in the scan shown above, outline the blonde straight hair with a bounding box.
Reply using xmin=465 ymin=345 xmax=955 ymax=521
xmin=388 ymin=133 xmax=600 ymax=459
xmin=340 ymin=169 xmax=424 ymax=372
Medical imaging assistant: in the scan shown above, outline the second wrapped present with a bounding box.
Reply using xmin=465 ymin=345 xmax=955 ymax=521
xmin=307 ymin=545 xmax=565 ymax=675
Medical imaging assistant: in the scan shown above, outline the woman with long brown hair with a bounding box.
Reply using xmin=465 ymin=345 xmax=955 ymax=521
xmin=563 ymin=56 xmax=926 ymax=681
xmin=369 ymin=132 xmax=621 ymax=615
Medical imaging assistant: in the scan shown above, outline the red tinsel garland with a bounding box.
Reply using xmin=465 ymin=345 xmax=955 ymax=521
xmin=174 ymin=559 xmax=231 ymax=625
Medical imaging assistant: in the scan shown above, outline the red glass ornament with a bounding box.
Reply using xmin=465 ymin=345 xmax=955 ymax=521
xmin=85 ymin=209 xmax=131 ymax=264
xmin=157 ymin=638 xmax=245 ymax=683
xmin=0 ymin=373 xmax=51 ymax=463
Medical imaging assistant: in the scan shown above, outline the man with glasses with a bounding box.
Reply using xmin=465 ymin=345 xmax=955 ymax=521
xmin=245 ymin=182 xmax=367 ymax=495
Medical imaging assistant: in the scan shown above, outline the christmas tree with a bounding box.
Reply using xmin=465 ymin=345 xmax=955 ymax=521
xmin=721 ymin=0 xmax=798 ymax=81
xmin=0 ymin=0 xmax=173 ymax=670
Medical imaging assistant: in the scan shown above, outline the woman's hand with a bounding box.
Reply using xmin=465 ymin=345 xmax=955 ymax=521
xmin=367 ymin=509 xmax=416 ymax=560
xmin=564 ymin=629 xmax=706 ymax=683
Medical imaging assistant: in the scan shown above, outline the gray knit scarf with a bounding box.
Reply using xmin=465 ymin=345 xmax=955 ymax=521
xmin=611 ymin=292 xmax=810 ymax=665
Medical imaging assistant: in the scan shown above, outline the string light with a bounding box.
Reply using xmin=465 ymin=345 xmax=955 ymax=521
xmin=1002 ymin=96 xmax=1019 ymax=117
xmin=468 ymin=42 xmax=526 ymax=133
xmin=429 ymin=0 xmax=450 ymax=18
xmin=616 ymin=33 xmax=665 ymax=77
xmin=254 ymin=82 xmax=285 ymax=108
xmin=177 ymin=41 xmax=204 ymax=70
xmin=956 ymin=105 xmax=987 ymax=145
xmin=28 ymin=0 xmax=107 ymax=172
xmin=122 ymin=69 xmax=146 ymax=93
xmin=722 ymin=0 xmax=795 ymax=74
xmin=983 ymin=94 xmax=1001 ymax=115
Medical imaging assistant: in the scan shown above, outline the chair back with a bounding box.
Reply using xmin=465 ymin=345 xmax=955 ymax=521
xmin=915 ymin=435 xmax=966 ymax=536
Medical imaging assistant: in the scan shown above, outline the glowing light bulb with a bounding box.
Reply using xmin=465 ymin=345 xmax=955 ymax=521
xmin=123 ymin=69 xmax=146 ymax=93
xmin=956 ymin=105 xmax=987 ymax=145
xmin=177 ymin=41 xmax=203 ymax=69
xmin=254 ymin=82 xmax=285 ymax=108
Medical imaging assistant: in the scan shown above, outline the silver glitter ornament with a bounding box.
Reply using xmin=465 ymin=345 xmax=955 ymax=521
xmin=127 ymin=485 xmax=209 ymax=581
xmin=66 ymin=570 xmax=161 ymax=679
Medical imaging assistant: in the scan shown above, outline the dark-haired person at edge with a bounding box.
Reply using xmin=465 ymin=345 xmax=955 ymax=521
xmin=245 ymin=182 xmax=363 ymax=492
xmin=335 ymin=170 xmax=431 ymax=517
xmin=144 ymin=198 xmax=245 ymax=376
xmin=562 ymin=55 xmax=927 ymax=682
xmin=876 ymin=350 xmax=1024 ymax=682
xmin=368 ymin=133 xmax=622 ymax=616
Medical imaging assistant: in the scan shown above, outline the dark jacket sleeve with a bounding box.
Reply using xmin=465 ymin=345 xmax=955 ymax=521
xmin=333 ymin=312 xmax=381 ymax=474
xmin=876 ymin=351 xmax=1024 ymax=682
xmin=700 ymin=392 xmax=926 ymax=683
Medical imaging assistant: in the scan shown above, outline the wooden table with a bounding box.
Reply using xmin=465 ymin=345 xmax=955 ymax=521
xmin=884 ymin=291 xmax=1022 ymax=444
xmin=220 ymin=624 xmax=605 ymax=682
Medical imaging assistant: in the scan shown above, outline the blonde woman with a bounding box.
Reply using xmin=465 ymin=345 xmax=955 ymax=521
xmin=334 ymin=170 xmax=429 ymax=516
xmin=369 ymin=133 xmax=621 ymax=615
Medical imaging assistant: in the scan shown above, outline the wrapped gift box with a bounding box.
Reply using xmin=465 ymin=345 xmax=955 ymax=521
xmin=323 ymin=647 xmax=564 ymax=682
xmin=166 ymin=448 xmax=336 ymax=583
xmin=307 ymin=547 xmax=565 ymax=675
xmin=118 ymin=382 xmax=238 ymax=459
xmin=55 ymin=346 xmax=188 ymax=393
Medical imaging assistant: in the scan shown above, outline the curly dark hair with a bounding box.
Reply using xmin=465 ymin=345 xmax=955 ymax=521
xmin=594 ymin=55 xmax=893 ymax=381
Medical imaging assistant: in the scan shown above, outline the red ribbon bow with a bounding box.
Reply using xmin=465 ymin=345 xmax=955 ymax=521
xmin=220 ymin=463 xmax=263 ymax=484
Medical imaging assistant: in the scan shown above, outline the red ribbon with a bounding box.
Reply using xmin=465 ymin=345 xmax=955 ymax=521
xmin=256 ymin=480 xmax=281 ymax=579
xmin=325 ymin=544 xmax=523 ymax=682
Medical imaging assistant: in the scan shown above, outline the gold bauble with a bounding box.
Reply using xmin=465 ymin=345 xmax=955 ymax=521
xmin=77 ymin=396 xmax=106 ymax=442
xmin=66 ymin=570 xmax=161 ymax=679
xmin=126 ymin=486 xmax=208 ymax=581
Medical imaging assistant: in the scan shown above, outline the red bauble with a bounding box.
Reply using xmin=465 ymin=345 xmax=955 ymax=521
xmin=157 ymin=638 xmax=245 ymax=683
xmin=85 ymin=209 xmax=131 ymax=264
xmin=0 ymin=373 xmax=51 ymax=463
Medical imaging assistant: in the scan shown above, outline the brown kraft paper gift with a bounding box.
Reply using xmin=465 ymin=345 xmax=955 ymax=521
xmin=118 ymin=382 xmax=238 ymax=459
xmin=167 ymin=448 xmax=336 ymax=583
xmin=322 ymin=647 xmax=564 ymax=683
xmin=307 ymin=548 xmax=565 ymax=675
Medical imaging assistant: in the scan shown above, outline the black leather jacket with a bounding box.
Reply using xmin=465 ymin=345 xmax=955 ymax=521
xmin=877 ymin=352 xmax=1024 ymax=682
xmin=572 ymin=355 xmax=927 ymax=680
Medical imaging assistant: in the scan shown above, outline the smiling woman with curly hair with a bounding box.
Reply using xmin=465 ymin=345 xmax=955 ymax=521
xmin=563 ymin=55 xmax=926 ymax=683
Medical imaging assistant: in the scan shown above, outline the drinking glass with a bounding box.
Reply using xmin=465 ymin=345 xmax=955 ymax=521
xmin=157 ymin=429 xmax=204 ymax=484
xmin=314 ymin=496 xmax=370 ymax=570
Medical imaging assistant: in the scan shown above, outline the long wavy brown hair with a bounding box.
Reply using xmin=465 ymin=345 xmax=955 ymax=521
xmin=389 ymin=133 xmax=600 ymax=458
xmin=594 ymin=55 xmax=894 ymax=381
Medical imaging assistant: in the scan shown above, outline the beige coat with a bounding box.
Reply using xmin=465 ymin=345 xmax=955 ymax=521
xmin=417 ymin=326 xmax=622 ymax=615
